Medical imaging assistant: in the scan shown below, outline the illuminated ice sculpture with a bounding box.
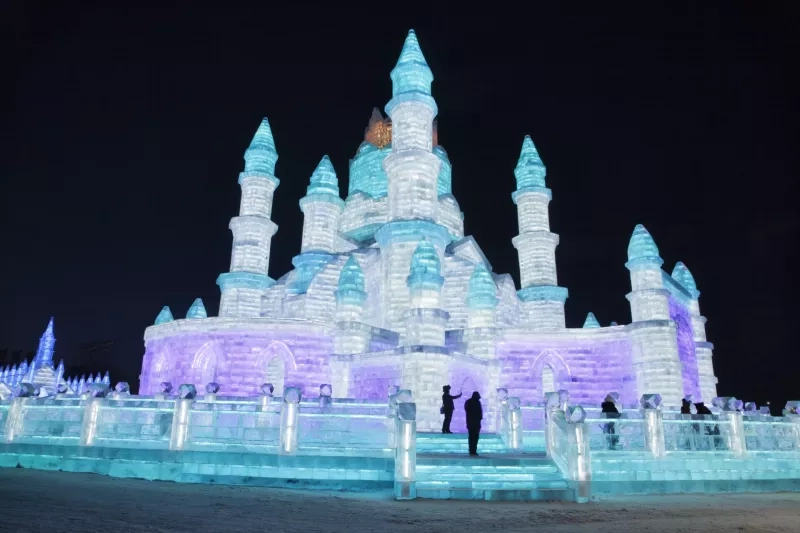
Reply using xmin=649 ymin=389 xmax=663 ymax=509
xmin=140 ymin=30 xmax=718 ymax=429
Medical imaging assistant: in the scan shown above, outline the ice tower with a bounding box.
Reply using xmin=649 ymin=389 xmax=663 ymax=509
xmin=217 ymin=118 xmax=280 ymax=317
xmin=512 ymin=137 xmax=568 ymax=329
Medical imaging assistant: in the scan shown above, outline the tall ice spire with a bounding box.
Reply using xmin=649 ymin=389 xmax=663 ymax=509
xmin=217 ymin=118 xmax=280 ymax=318
xmin=512 ymin=136 xmax=568 ymax=329
xmin=34 ymin=317 xmax=56 ymax=367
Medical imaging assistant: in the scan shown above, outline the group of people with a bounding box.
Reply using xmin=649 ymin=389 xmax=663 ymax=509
xmin=441 ymin=385 xmax=483 ymax=456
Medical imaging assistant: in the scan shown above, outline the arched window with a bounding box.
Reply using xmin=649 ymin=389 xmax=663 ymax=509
xmin=542 ymin=365 xmax=555 ymax=395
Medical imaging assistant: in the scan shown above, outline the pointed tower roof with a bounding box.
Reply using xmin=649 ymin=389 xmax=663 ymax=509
xmin=672 ymin=261 xmax=700 ymax=298
xmin=407 ymin=239 xmax=444 ymax=291
xmin=514 ymin=135 xmax=547 ymax=190
xmin=466 ymin=264 xmax=499 ymax=310
xmin=186 ymin=298 xmax=208 ymax=319
xmin=626 ymin=224 xmax=663 ymax=264
xmin=34 ymin=317 xmax=56 ymax=367
xmin=389 ymin=30 xmax=434 ymax=98
xmin=583 ymin=312 xmax=601 ymax=328
xmin=154 ymin=306 xmax=174 ymax=325
xmin=306 ymin=155 xmax=340 ymax=196
xmin=338 ymin=256 xmax=366 ymax=294
xmin=243 ymin=117 xmax=279 ymax=176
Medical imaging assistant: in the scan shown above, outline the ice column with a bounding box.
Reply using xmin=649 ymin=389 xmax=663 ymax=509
xmin=465 ymin=264 xmax=499 ymax=358
xmin=672 ymin=262 xmax=718 ymax=402
xmin=512 ymin=137 xmax=568 ymax=329
xmin=332 ymin=257 xmax=369 ymax=397
xmin=402 ymin=240 xmax=448 ymax=346
xmin=280 ymin=387 xmax=302 ymax=454
xmin=394 ymin=401 xmax=417 ymax=500
xmin=376 ymin=30 xmax=448 ymax=329
xmin=290 ymin=156 xmax=344 ymax=295
xmin=640 ymin=394 xmax=666 ymax=458
xmin=625 ymin=225 xmax=684 ymax=406
xmin=217 ymin=118 xmax=279 ymax=318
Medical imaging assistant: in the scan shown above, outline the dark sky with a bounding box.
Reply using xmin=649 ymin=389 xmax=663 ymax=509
xmin=2 ymin=3 xmax=798 ymax=406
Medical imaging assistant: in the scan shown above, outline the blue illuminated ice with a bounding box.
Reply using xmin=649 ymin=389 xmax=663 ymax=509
xmin=186 ymin=298 xmax=207 ymax=319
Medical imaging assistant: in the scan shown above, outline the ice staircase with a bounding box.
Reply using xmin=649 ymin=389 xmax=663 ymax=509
xmin=414 ymin=433 xmax=574 ymax=501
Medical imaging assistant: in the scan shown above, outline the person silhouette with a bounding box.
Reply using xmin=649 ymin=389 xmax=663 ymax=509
xmin=464 ymin=391 xmax=483 ymax=456
xmin=441 ymin=385 xmax=462 ymax=434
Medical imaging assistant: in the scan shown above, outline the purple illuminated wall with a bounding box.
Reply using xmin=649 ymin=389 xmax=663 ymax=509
xmin=140 ymin=329 xmax=334 ymax=399
xmin=496 ymin=337 xmax=636 ymax=407
xmin=350 ymin=363 xmax=400 ymax=400
xmin=445 ymin=367 xmax=489 ymax=433
xmin=669 ymin=297 xmax=700 ymax=401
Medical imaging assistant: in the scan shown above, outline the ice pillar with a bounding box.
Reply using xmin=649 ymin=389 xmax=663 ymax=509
xmin=332 ymin=257 xmax=369 ymax=397
xmin=217 ymin=118 xmax=279 ymax=318
xmin=394 ymin=401 xmax=417 ymax=500
xmin=512 ymin=136 xmax=568 ymax=329
xmin=402 ymin=240 xmax=448 ymax=346
xmin=280 ymin=387 xmax=302 ymax=454
xmin=625 ymin=225 xmax=684 ymax=406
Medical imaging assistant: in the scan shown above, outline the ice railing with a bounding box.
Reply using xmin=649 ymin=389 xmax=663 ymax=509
xmin=0 ymin=382 xmax=399 ymax=457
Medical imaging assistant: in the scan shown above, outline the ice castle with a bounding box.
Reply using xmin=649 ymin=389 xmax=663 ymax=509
xmin=140 ymin=30 xmax=718 ymax=432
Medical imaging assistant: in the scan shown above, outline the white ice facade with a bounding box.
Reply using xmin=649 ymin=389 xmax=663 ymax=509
xmin=140 ymin=30 xmax=719 ymax=432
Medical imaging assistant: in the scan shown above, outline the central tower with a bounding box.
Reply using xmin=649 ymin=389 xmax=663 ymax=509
xmin=375 ymin=30 xmax=449 ymax=331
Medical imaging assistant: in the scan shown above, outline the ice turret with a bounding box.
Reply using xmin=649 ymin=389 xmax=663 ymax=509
xmin=186 ymin=298 xmax=207 ymax=319
xmin=402 ymin=240 xmax=449 ymax=346
xmin=672 ymin=261 xmax=717 ymax=401
xmin=583 ymin=312 xmax=601 ymax=328
xmin=512 ymin=136 xmax=567 ymax=329
xmin=298 ymin=156 xmax=343 ymax=255
xmin=217 ymin=118 xmax=280 ymax=318
xmin=465 ymin=265 xmax=500 ymax=358
xmin=625 ymin=224 xmax=683 ymax=406
xmin=333 ymin=256 xmax=371 ymax=384
xmin=390 ymin=29 xmax=433 ymax=98
xmin=34 ymin=317 xmax=56 ymax=367
xmin=154 ymin=306 xmax=174 ymax=325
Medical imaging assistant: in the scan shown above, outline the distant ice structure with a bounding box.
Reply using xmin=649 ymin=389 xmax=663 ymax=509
xmin=0 ymin=318 xmax=111 ymax=395
xmin=139 ymin=30 xmax=718 ymax=430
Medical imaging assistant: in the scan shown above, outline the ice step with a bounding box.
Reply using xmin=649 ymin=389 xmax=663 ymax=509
xmin=414 ymin=487 xmax=575 ymax=501
xmin=416 ymin=433 xmax=508 ymax=452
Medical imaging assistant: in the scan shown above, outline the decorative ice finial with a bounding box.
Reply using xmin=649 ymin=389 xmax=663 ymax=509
xmin=671 ymin=261 xmax=700 ymax=298
xmin=154 ymin=306 xmax=174 ymax=325
xmin=626 ymin=224 xmax=662 ymax=263
xmin=583 ymin=312 xmax=601 ymax=328
xmin=87 ymin=374 xmax=95 ymax=385
xmin=466 ymin=264 xmax=499 ymax=309
xmin=186 ymin=298 xmax=208 ymax=319
xmin=390 ymin=29 xmax=434 ymax=97
xmin=338 ymin=256 xmax=365 ymax=293
xmin=407 ymin=239 xmax=444 ymax=291
xmin=306 ymin=155 xmax=340 ymax=196
xmin=514 ymin=135 xmax=547 ymax=190
xmin=102 ymin=371 xmax=111 ymax=386
xmin=243 ymin=117 xmax=279 ymax=175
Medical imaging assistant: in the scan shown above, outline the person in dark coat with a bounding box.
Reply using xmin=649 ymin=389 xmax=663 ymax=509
xmin=440 ymin=385 xmax=462 ymax=434
xmin=600 ymin=395 xmax=620 ymax=450
xmin=464 ymin=391 xmax=483 ymax=456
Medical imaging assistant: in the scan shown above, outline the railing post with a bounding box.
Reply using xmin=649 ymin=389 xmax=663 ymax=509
xmin=565 ymin=406 xmax=591 ymax=503
xmin=258 ymin=383 xmax=274 ymax=411
xmin=319 ymin=384 xmax=332 ymax=412
xmin=640 ymin=394 xmax=666 ymax=458
xmin=544 ymin=391 xmax=564 ymax=458
xmin=204 ymin=382 xmax=220 ymax=402
xmin=496 ymin=388 xmax=508 ymax=442
xmin=394 ymin=401 xmax=417 ymax=500
xmin=80 ymin=383 xmax=110 ymax=447
xmin=387 ymin=385 xmax=400 ymax=449
xmin=169 ymin=384 xmax=196 ymax=451
xmin=720 ymin=397 xmax=746 ymax=457
xmin=280 ymin=386 xmax=302 ymax=454
xmin=4 ymin=383 xmax=36 ymax=443
xmin=507 ymin=397 xmax=522 ymax=451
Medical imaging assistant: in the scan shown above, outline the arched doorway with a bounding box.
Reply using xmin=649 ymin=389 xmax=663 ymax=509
xmin=541 ymin=364 xmax=555 ymax=395
xmin=254 ymin=341 xmax=297 ymax=396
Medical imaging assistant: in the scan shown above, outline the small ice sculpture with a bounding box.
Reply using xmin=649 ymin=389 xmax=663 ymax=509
xmin=260 ymin=383 xmax=274 ymax=396
xmin=159 ymin=382 xmax=173 ymax=395
xmin=186 ymin=298 xmax=207 ymax=319
xmin=284 ymin=386 xmax=301 ymax=403
xmin=744 ymin=402 xmax=757 ymax=412
xmin=396 ymin=389 xmax=412 ymax=403
xmin=640 ymin=394 xmax=663 ymax=409
xmin=154 ymin=306 xmax=174 ymax=325
xmin=56 ymin=382 xmax=69 ymax=394
xmin=566 ymin=405 xmax=586 ymax=423
xmin=115 ymin=382 xmax=131 ymax=394
xmin=496 ymin=388 xmax=509 ymax=401
xmin=582 ymin=312 xmax=600 ymax=328
xmin=88 ymin=383 xmax=109 ymax=398
xmin=387 ymin=385 xmax=399 ymax=397
xmin=205 ymin=382 xmax=220 ymax=394
xmin=319 ymin=384 xmax=332 ymax=397
xmin=15 ymin=383 xmax=35 ymax=397
xmin=398 ymin=402 xmax=416 ymax=421
xmin=177 ymin=384 xmax=197 ymax=399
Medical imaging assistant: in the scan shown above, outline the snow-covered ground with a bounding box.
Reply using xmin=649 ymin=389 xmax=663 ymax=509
xmin=2 ymin=468 xmax=798 ymax=533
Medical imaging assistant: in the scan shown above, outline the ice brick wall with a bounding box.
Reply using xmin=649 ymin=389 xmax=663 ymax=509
xmin=188 ymin=401 xmax=280 ymax=449
xmin=441 ymin=256 xmax=473 ymax=329
xmin=351 ymin=359 xmax=401 ymax=400
xmin=95 ymin=400 xmax=173 ymax=448
xmin=142 ymin=322 xmax=334 ymax=399
xmin=17 ymin=401 xmax=84 ymax=443
xmin=298 ymin=411 xmax=393 ymax=450
xmin=496 ymin=334 xmax=636 ymax=407
xmin=670 ymin=297 xmax=700 ymax=401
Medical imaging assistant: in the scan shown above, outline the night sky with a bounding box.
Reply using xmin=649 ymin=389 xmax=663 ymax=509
xmin=2 ymin=3 xmax=798 ymax=407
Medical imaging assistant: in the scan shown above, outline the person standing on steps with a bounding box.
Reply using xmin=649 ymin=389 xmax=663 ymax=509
xmin=464 ymin=391 xmax=483 ymax=456
xmin=440 ymin=385 xmax=462 ymax=434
